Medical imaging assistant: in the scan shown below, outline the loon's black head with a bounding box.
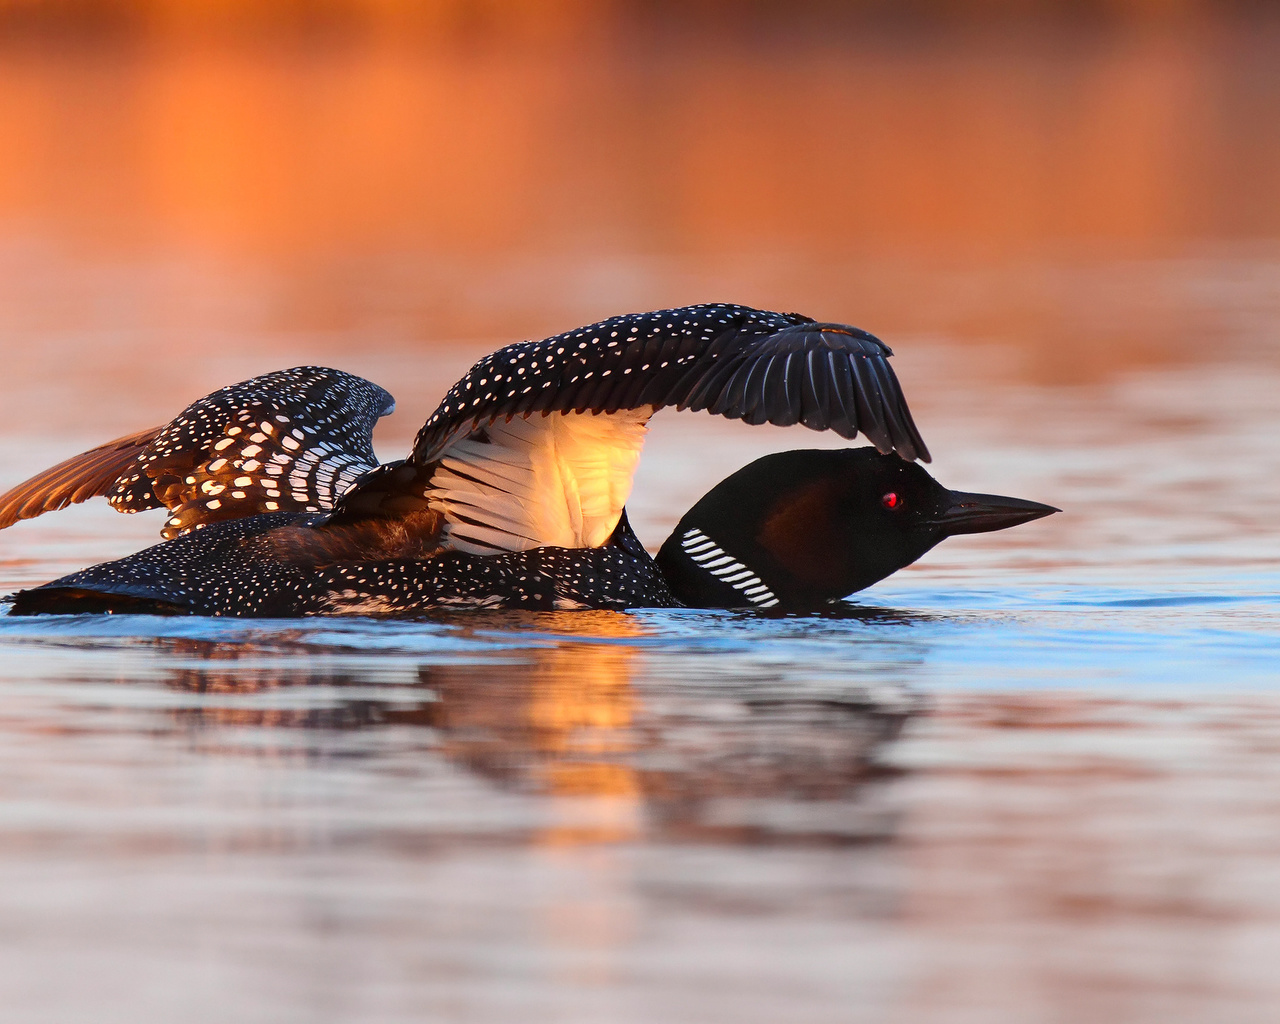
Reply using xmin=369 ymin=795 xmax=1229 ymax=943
xmin=656 ymin=448 xmax=1058 ymax=610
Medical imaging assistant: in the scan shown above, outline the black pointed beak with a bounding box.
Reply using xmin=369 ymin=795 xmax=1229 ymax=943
xmin=931 ymin=490 xmax=1060 ymax=536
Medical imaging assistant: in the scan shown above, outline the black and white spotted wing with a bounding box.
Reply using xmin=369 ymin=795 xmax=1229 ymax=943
xmin=330 ymin=304 xmax=929 ymax=557
xmin=114 ymin=366 xmax=395 ymax=538
xmin=0 ymin=366 xmax=394 ymax=539
xmin=408 ymin=304 xmax=928 ymax=463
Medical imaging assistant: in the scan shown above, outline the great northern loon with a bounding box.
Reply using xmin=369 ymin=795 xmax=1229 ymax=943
xmin=0 ymin=303 xmax=1056 ymax=615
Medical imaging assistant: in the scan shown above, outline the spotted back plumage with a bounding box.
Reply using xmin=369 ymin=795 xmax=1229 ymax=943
xmin=0 ymin=367 xmax=394 ymax=538
xmin=8 ymin=509 xmax=676 ymax=616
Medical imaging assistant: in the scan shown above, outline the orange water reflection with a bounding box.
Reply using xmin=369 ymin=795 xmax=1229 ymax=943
xmin=3 ymin=23 xmax=1278 ymax=256
xmin=0 ymin=14 xmax=1277 ymax=389
xmin=123 ymin=616 xmax=906 ymax=849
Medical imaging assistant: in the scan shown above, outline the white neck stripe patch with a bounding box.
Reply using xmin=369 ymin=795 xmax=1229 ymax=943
xmin=680 ymin=528 xmax=778 ymax=608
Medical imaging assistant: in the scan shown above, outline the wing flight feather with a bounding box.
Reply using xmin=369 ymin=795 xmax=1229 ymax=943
xmin=0 ymin=426 xmax=164 ymax=530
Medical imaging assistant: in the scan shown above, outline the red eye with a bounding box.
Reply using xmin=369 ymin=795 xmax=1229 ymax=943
xmin=881 ymin=492 xmax=903 ymax=510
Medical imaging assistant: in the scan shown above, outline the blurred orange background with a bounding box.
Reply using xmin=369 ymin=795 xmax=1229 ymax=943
xmin=0 ymin=0 xmax=1277 ymax=434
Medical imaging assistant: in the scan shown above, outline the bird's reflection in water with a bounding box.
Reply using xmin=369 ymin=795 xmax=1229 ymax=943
xmin=775 ymin=602 xmax=940 ymax=625
xmin=150 ymin=610 xmax=921 ymax=847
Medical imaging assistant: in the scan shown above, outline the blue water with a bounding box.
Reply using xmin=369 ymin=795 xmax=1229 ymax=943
xmin=3 ymin=569 xmax=1277 ymax=695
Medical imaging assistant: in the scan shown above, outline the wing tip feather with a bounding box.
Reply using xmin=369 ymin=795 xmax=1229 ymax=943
xmin=0 ymin=426 xmax=163 ymax=532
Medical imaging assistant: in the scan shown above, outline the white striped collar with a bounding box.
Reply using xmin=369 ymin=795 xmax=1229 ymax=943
xmin=679 ymin=527 xmax=778 ymax=608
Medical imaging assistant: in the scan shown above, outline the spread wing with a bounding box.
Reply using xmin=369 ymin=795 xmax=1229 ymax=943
xmin=411 ymin=303 xmax=928 ymax=463
xmin=330 ymin=303 xmax=929 ymax=556
xmin=0 ymin=367 xmax=395 ymax=538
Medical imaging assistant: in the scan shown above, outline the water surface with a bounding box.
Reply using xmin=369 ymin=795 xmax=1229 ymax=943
xmin=1 ymin=16 xmax=1279 ymax=1023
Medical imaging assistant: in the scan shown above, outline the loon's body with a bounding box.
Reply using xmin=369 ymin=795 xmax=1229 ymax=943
xmin=8 ymin=510 xmax=675 ymax=616
xmin=0 ymin=304 xmax=1057 ymax=616
xmin=7 ymin=449 xmax=1055 ymax=616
